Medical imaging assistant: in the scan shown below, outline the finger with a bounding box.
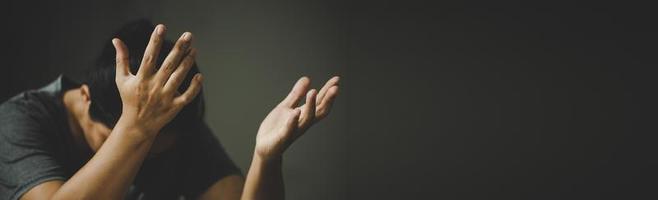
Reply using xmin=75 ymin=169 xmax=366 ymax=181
xmin=112 ymin=38 xmax=131 ymax=80
xmin=137 ymin=24 xmax=166 ymax=78
xmin=298 ymin=89 xmax=317 ymax=128
xmin=316 ymin=76 xmax=340 ymax=105
xmin=174 ymin=73 xmax=203 ymax=106
xmin=287 ymin=108 xmax=302 ymax=130
xmin=156 ymin=32 xmax=193 ymax=84
xmin=279 ymin=77 xmax=310 ymax=108
xmin=164 ymin=48 xmax=196 ymax=93
xmin=315 ymin=85 xmax=339 ymax=120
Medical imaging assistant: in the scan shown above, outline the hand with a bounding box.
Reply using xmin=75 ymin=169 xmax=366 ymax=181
xmin=112 ymin=24 xmax=202 ymax=137
xmin=255 ymin=76 xmax=340 ymax=160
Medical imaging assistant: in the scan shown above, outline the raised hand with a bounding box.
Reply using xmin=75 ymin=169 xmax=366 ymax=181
xmin=255 ymin=76 xmax=340 ymax=160
xmin=112 ymin=24 xmax=202 ymax=137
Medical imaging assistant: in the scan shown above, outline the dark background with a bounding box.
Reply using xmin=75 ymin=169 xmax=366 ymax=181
xmin=1 ymin=1 xmax=656 ymax=199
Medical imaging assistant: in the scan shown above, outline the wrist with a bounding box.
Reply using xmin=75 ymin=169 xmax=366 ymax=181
xmin=114 ymin=116 xmax=158 ymax=142
xmin=254 ymin=150 xmax=283 ymax=165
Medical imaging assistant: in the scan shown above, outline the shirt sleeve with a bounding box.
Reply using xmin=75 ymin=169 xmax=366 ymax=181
xmin=0 ymin=101 xmax=67 ymax=200
xmin=179 ymin=121 xmax=242 ymax=198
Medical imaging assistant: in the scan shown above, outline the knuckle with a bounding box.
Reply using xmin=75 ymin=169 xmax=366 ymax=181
xmin=316 ymin=107 xmax=326 ymax=116
xmin=290 ymin=91 xmax=300 ymax=99
xmin=300 ymin=117 xmax=310 ymax=125
xmin=162 ymin=64 xmax=175 ymax=72
xmin=143 ymin=55 xmax=155 ymax=64
xmin=178 ymin=42 xmax=190 ymax=52
xmin=178 ymin=96 xmax=189 ymax=104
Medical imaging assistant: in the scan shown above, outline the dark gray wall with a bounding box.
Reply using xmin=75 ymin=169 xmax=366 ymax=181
xmin=2 ymin=1 xmax=657 ymax=200
xmin=345 ymin=3 xmax=656 ymax=199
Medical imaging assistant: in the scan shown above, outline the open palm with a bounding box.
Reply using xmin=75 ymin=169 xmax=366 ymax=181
xmin=255 ymin=76 xmax=340 ymax=160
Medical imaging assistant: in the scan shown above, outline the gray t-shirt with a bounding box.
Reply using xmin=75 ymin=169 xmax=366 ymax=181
xmin=0 ymin=75 xmax=241 ymax=200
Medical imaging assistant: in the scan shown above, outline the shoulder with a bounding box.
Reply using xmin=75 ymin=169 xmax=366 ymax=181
xmin=0 ymin=75 xmax=71 ymax=132
xmin=0 ymin=77 xmax=71 ymax=200
xmin=0 ymin=75 xmax=74 ymax=123
xmin=0 ymin=92 xmax=67 ymax=200
xmin=0 ymin=79 xmax=69 ymax=149
xmin=0 ymin=90 xmax=57 ymax=134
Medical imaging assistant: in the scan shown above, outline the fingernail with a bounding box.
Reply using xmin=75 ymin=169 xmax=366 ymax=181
xmin=156 ymin=25 xmax=165 ymax=35
xmin=182 ymin=32 xmax=192 ymax=41
xmin=197 ymin=74 xmax=203 ymax=81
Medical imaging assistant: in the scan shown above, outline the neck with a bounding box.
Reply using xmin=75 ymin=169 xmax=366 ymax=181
xmin=62 ymin=89 xmax=93 ymax=154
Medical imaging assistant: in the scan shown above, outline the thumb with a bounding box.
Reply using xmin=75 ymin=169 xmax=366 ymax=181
xmin=112 ymin=38 xmax=131 ymax=79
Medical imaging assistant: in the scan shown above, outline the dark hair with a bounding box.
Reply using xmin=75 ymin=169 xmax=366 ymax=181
xmin=86 ymin=19 xmax=204 ymax=131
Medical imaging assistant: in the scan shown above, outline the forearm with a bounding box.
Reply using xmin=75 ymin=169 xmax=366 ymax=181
xmin=51 ymin=118 xmax=155 ymax=199
xmin=241 ymin=153 xmax=284 ymax=200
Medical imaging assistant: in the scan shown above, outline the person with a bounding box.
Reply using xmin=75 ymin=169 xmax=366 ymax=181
xmin=0 ymin=20 xmax=340 ymax=200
